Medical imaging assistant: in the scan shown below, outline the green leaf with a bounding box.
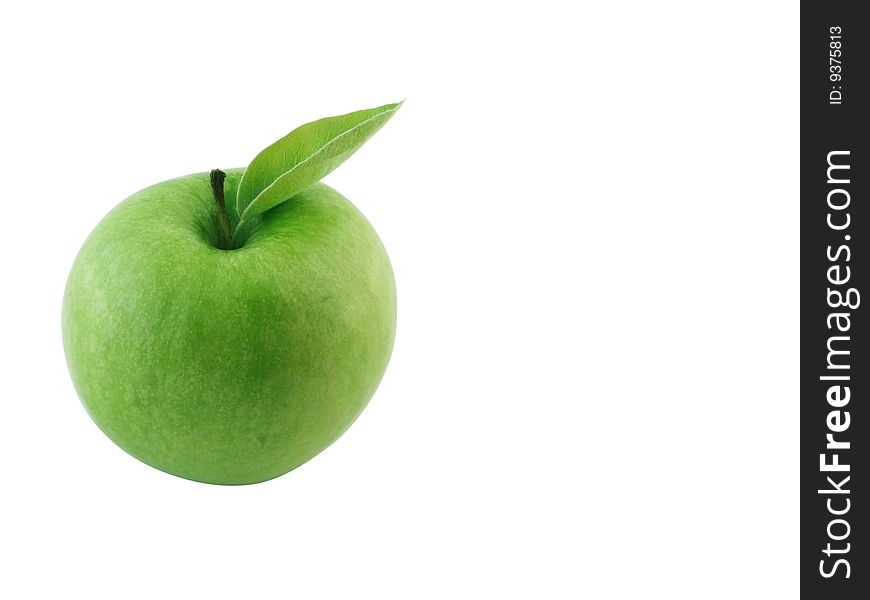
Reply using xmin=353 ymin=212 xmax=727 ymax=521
xmin=235 ymin=102 xmax=402 ymax=221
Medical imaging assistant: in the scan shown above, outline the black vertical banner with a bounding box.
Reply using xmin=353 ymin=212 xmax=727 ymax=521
xmin=802 ymin=3 xmax=868 ymax=597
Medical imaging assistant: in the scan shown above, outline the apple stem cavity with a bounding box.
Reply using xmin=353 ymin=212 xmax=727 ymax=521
xmin=210 ymin=169 xmax=233 ymax=250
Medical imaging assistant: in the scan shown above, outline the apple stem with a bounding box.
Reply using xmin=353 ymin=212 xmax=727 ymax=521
xmin=210 ymin=169 xmax=233 ymax=249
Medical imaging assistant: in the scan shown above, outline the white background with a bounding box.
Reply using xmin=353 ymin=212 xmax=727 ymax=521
xmin=0 ymin=1 xmax=798 ymax=598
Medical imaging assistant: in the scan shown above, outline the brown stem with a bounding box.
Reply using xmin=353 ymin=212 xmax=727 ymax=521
xmin=210 ymin=169 xmax=232 ymax=249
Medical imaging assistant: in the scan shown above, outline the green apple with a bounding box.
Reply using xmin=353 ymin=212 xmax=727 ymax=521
xmin=62 ymin=103 xmax=401 ymax=484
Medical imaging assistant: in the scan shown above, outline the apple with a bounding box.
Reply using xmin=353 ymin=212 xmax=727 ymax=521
xmin=62 ymin=103 xmax=401 ymax=484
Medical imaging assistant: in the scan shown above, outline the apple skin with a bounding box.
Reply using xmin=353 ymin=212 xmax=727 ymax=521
xmin=62 ymin=169 xmax=396 ymax=485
